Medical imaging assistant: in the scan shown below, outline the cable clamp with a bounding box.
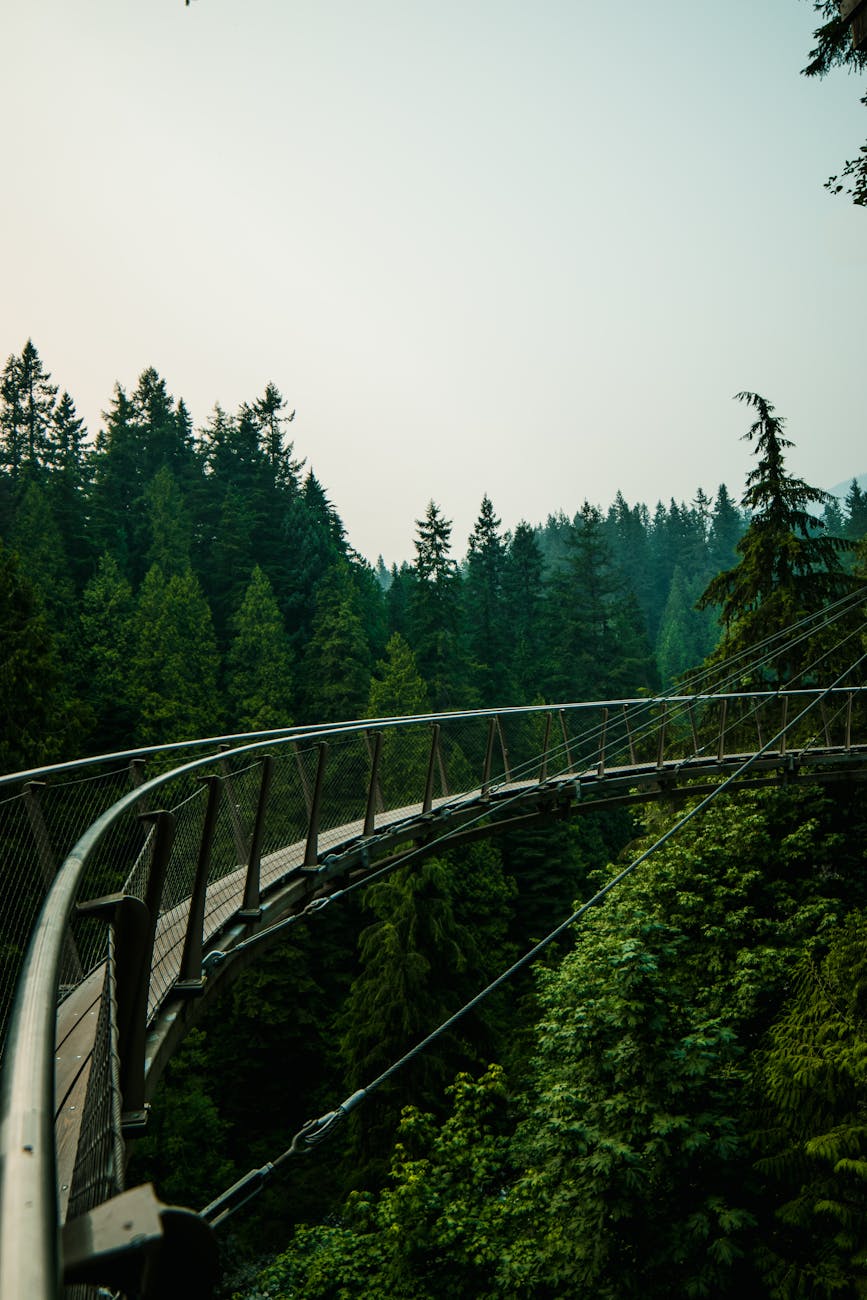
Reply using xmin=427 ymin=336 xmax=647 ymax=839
xmin=305 ymin=895 xmax=332 ymax=916
xmin=202 ymin=950 xmax=227 ymax=973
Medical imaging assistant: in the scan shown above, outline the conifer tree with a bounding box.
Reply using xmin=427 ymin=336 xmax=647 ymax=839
xmin=129 ymin=565 xmax=221 ymax=744
xmin=144 ymin=467 xmax=192 ymax=576
xmin=545 ymin=502 xmax=655 ymax=702
xmin=410 ymin=501 xmax=469 ymax=710
xmin=225 ymin=566 xmax=294 ymax=732
xmin=48 ymin=391 xmax=92 ymax=589
xmin=300 ymin=562 xmax=371 ymax=722
xmin=699 ymin=393 xmax=854 ymax=682
xmin=78 ymin=553 xmax=136 ymax=752
xmin=844 ymin=479 xmax=867 ymax=542
xmin=9 ymin=481 xmax=76 ymax=639
xmin=0 ymin=540 xmax=69 ymax=770
xmin=464 ymin=495 xmax=511 ymax=705
xmin=502 ymin=521 xmax=545 ymax=703
xmin=17 ymin=340 xmax=57 ymax=474
xmin=707 ymin=483 xmax=744 ymax=576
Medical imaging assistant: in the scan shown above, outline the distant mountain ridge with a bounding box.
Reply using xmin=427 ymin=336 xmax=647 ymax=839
xmin=829 ymin=473 xmax=867 ymax=499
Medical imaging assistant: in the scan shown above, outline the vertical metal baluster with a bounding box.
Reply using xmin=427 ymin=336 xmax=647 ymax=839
xmin=423 ymin=724 xmax=440 ymax=815
xmin=846 ymin=691 xmax=853 ymax=752
xmin=303 ymin=744 xmax=328 ymax=868
xmin=496 ymin=716 xmax=511 ymax=784
xmin=178 ymin=775 xmax=222 ymax=990
xmin=240 ymin=756 xmax=274 ymax=915
xmin=717 ymin=698 xmax=728 ymax=762
xmin=481 ymin=717 xmax=496 ymax=800
xmin=780 ymin=695 xmax=788 ymax=757
xmin=597 ymin=708 xmax=608 ymax=778
xmin=363 ymin=731 xmax=384 ymax=836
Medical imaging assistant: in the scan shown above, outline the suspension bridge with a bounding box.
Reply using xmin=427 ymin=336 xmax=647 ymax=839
xmin=2 ymin=602 xmax=867 ymax=1298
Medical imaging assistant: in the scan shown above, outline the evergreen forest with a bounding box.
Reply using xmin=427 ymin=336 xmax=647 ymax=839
xmin=3 ymin=342 xmax=867 ymax=1298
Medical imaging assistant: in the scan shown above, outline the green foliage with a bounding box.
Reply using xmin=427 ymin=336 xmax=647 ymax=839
xmin=410 ymin=501 xmax=470 ymax=711
xmin=0 ymin=539 xmax=70 ymax=770
xmin=752 ymin=911 xmax=867 ymax=1297
xmin=339 ymin=843 xmax=515 ymax=1180
xmin=128 ymin=1028 xmax=235 ymax=1209
xmin=300 ymin=562 xmax=371 ymax=722
xmin=699 ymin=394 xmax=855 ymax=682
xmin=129 ymin=564 xmax=221 ymax=744
xmin=77 ymin=552 xmax=136 ymax=751
xmin=500 ymin=786 xmax=861 ymax=1298
xmin=239 ymin=1066 xmax=514 ymax=1300
xmin=226 ymin=566 xmax=294 ymax=732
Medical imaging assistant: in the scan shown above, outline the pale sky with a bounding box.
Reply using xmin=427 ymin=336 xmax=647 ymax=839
xmin=2 ymin=1 xmax=865 ymax=565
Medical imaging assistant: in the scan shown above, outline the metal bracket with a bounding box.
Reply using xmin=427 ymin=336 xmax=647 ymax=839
xmin=62 ymin=1182 xmax=219 ymax=1299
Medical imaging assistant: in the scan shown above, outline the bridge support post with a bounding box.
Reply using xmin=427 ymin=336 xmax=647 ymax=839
xmin=597 ymin=708 xmax=608 ymax=778
xmin=423 ymin=725 xmax=441 ymax=814
xmin=178 ymin=775 xmax=222 ymax=991
xmin=363 ymin=731 xmax=384 ymax=836
xmin=303 ymin=744 xmax=328 ymax=867
xmin=847 ymin=692 xmax=853 ymax=752
xmin=239 ymin=756 xmax=274 ymax=917
xmin=496 ymin=716 xmax=511 ymax=784
xmin=780 ymin=695 xmax=788 ymax=757
xmin=481 ymin=718 xmax=496 ymax=799
xmin=717 ymin=699 xmax=728 ymax=762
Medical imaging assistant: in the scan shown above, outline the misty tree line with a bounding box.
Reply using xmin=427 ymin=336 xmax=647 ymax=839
xmin=4 ymin=339 xmax=866 ymax=775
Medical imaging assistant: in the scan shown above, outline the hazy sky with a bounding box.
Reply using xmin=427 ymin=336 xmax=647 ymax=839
xmin=3 ymin=1 xmax=865 ymax=564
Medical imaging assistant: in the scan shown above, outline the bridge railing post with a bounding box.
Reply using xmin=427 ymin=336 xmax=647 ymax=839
xmin=363 ymin=731 xmax=384 ymax=836
xmin=240 ymin=756 xmax=274 ymax=914
xmin=481 ymin=718 xmax=496 ymax=799
xmin=847 ymin=692 xmax=853 ymax=752
xmin=423 ymin=724 xmax=441 ymax=815
xmin=597 ymin=708 xmax=608 ymax=778
xmin=717 ymin=698 xmax=728 ymax=762
xmin=494 ymin=717 xmax=509 ymax=786
xmin=177 ymin=774 xmax=222 ymax=991
xmin=126 ymin=808 xmax=175 ymax=1127
xmin=303 ymin=743 xmax=328 ymax=867
xmin=780 ymin=695 xmax=788 ymax=756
